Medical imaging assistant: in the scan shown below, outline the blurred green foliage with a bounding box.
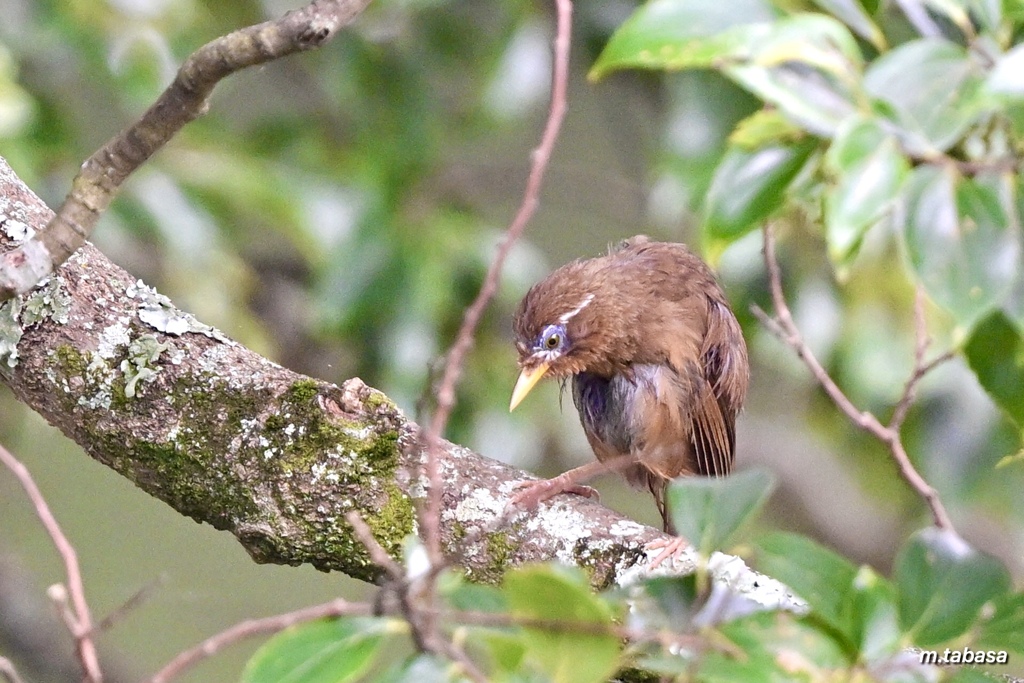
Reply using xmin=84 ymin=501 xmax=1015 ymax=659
xmin=4 ymin=0 xmax=1024 ymax=679
xmin=245 ymin=491 xmax=1024 ymax=682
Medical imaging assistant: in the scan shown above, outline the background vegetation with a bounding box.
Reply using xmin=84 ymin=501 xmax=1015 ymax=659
xmin=1 ymin=0 xmax=1024 ymax=680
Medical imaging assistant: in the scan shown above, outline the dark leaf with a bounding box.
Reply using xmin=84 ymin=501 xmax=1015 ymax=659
xmin=503 ymin=564 xmax=620 ymax=683
xmin=964 ymin=311 xmax=1024 ymax=426
xmin=865 ymin=39 xmax=987 ymax=154
xmin=895 ymin=527 xmax=1011 ymax=646
xmin=666 ymin=468 xmax=776 ymax=555
xmin=899 ymin=167 xmax=1020 ymax=332
xmin=242 ymin=617 xmax=393 ymax=683
xmin=756 ymin=532 xmax=858 ymax=641
xmin=703 ymin=140 xmax=816 ymax=242
xmin=824 ymin=118 xmax=909 ymax=266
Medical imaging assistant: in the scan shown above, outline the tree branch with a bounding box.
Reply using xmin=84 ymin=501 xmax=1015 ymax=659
xmin=149 ymin=599 xmax=373 ymax=683
xmin=0 ymin=657 xmax=26 ymax=683
xmin=752 ymin=225 xmax=956 ymax=533
xmin=0 ymin=0 xmax=372 ymax=303
xmin=0 ymin=444 xmax=102 ymax=682
xmin=0 ymin=157 xmax=805 ymax=601
xmin=420 ymin=0 xmax=573 ymax=572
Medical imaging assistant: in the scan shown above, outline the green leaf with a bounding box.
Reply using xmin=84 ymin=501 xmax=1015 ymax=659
xmin=441 ymin=572 xmax=508 ymax=613
xmin=864 ymin=39 xmax=987 ymax=154
xmin=810 ymin=0 xmax=887 ymax=49
xmin=925 ymin=0 xmax=991 ymax=35
xmin=721 ymin=15 xmax=863 ymax=136
xmin=824 ymin=118 xmax=909 ymax=266
xmin=666 ymin=468 xmax=775 ymax=555
xmin=503 ymin=564 xmax=620 ymax=683
xmin=473 ymin=630 xmax=528 ymax=677
xmin=728 ymin=109 xmax=805 ymax=149
xmin=596 ymin=9 xmax=863 ymax=135
xmin=756 ymin=532 xmax=858 ymax=641
xmin=899 ymin=167 xmax=1021 ymax=333
xmin=999 ymin=242 xmax=1024 ymax=332
xmin=703 ymin=140 xmax=816 ymax=242
xmin=242 ymin=617 xmax=394 ymax=683
xmin=590 ymin=0 xmax=775 ymax=79
xmin=965 ymin=312 xmax=1024 ymax=426
xmin=699 ymin=611 xmax=848 ymax=682
xmin=895 ymin=527 xmax=1011 ymax=646
xmin=849 ymin=566 xmax=901 ymax=661
xmin=966 ymin=0 xmax=1002 ymax=32
xmin=439 ymin=573 xmax=527 ymax=676
xmin=976 ymin=591 xmax=1024 ymax=655
xmin=634 ymin=574 xmax=701 ymax=626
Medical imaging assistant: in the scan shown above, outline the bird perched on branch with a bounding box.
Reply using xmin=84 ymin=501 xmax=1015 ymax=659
xmin=509 ymin=235 xmax=749 ymax=538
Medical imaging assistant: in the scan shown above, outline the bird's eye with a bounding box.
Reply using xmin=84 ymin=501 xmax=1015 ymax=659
xmin=536 ymin=324 xmax=567 ymax=353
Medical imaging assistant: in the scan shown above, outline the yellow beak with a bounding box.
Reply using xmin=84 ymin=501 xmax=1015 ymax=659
xmin=509 ymin=362 xmax=550 ymax=411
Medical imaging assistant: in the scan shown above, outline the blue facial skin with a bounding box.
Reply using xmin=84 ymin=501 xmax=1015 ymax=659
xmin=533 ymin=323 xmax=569 ymax=355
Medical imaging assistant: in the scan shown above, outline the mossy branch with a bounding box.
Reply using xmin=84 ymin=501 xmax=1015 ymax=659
xmin=0 ymin=159 xmax=797 ymax=604
xmin=0 ymin=158 xmax=629 ymax=586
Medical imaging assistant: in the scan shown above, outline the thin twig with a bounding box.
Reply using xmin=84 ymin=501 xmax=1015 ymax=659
xmin=888 ymin=288 xmax=955 ymax=431
xmin=0 ymin=445 xmax=103 ymax=682
xmin=753 ymin=225 xmax=955 ymax=532
xmin=149 ymin=599 xmax=374 ymax=683
xmin=0 ymin=0 xmax=373 ymax=302
xmin=413 ymin=2 xmax=573 ymax=648
xmin=418 ymin=0 xmax=574 ymax=569
xmin=149 ymin=592 xmax=714 ymax=683
xmin=91 ymin=574 xmax=166 ymax=636
xmin=436 ymin=639 xmax=489 ymax=683
xmin=345 ymin=511 xmax=404 ymax=580
xmin=346 ymin=510 xmax=443 ymax=655
xmin=0 ymin=657 xmax=25 ymax=683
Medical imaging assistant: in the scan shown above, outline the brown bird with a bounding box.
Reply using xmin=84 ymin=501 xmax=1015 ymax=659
xmin=509 ymin=235 xmax=749 ymax=537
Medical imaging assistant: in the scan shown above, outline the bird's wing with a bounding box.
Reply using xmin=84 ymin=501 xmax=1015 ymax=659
xmin=685 ymin=298 xmax=750 ymax=477
xmin=620 ymin=363 xmax=725 ymax=478
xmin=701 ymin=299 xmax=750 ymax=420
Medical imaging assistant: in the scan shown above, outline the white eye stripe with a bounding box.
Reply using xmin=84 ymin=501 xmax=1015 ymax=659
xmin=558 ymin=294 xmax=594 ymax=324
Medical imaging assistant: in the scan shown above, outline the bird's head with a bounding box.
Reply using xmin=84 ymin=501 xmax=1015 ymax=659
xmin=509 ymin=262 xmax=608 ymax=411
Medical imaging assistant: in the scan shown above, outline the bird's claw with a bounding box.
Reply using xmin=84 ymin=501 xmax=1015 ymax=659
xmin=508 ymin=476 xmax=600 ymax=510
xmin=645 ymin=535 xmax=691 ymax=570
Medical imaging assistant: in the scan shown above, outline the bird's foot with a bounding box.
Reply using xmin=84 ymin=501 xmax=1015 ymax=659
xmin=508 ymin=475 xmax=600 ymax=511
xmin=645 ymin=535 xmax=691 ymax=570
